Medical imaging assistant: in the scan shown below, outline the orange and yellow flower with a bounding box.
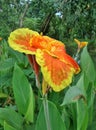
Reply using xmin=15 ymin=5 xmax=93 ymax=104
xmin=8 ymin=28 xmax=80 ymax=92
xmin=74 ymin=38 xmax=88 ymax=49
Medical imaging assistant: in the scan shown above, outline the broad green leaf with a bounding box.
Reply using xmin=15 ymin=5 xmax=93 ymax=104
xmin=87 ymin=84 xmax=95 ymax=108
xmin=4 ymin=121 xmax=17 ymax=130
xmin=23 ymin=124 xmax=35 ymax=130
xmin=87 ymin=122 xmax=96 ymax=130
xmin=76 ymin=73 xmax=86 ymax=96
xmin=83 ymin=73 xmax=90 ymax=90
xmin=94 ymin=76 xmax=96 ymax=88
xmin=35 ymin=100 xmax=66 ymax=130
xmin=12 ymin=64 xmax=35 ymax=122
xmin=76 ymin=100 xmax=88 ymax=130
xmin=61 ymin=72 xmax=86 ymax=107
xmin=81 ymin=110 xmax=88 ymax=130
xmin=61 ymin=86 xmax=85 ymax=106
xmin=81 ymin=46 xmax=95 ymax=82
xmin=62 ymin=108 xmax=70 ymax=130
xmin=24 ymin=84 xmax=35 ymax=122
xmin=0 ymin=108 xmax=23 ymax=130
xmin=70 ymin=103 xmax=77 ymax=130
xmin=87 ymin=86 xmax=95 ymax=125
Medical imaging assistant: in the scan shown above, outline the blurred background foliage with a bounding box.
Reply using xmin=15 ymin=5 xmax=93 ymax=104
xmin=0 ymin=0 xmax=96 ymax=61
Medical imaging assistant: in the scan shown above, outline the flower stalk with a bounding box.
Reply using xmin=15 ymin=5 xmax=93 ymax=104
xmin=43 ymin=94 xmax=52 ymax=130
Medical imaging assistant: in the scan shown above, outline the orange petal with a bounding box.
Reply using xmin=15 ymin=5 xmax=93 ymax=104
xmin=32 ymin=35 xmax=66 ymax=59
xmin=8 ymin=28 xmax=66 ymax=55
xmin=32 ymin=35 xmax=65 ymax=52
xmin=36 ymin=50 xmax=79 ymax=92
xmin=61 ymin=53 xmax=80 ymax=74
xmin=8 ymin=28 xmax=39 ymax=54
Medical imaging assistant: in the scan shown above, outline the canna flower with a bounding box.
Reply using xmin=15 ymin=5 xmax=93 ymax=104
xmin=74 ymin=38 xmax=88 ymax=49
xmin=8 ymin=28 xmax=80 ymax=92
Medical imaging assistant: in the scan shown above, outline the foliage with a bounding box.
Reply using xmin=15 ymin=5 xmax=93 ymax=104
xmin=0 ymin=0 xmax=96 ymax=130
xmin=0 ymin=0 xmax=96 ymax=60
xmin=0 ymin=0 xmax=96 ymax=39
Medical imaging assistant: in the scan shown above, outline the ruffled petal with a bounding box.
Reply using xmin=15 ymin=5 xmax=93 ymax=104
xmin=36 ymin=50 xmax=79 ymax=92
xmin=61 ymin=53 xmax=80 ymax=74
xmin=31 ymin=35 xmax=65 ymax=52
xmin=8 ymin=28 xmax=39 ymax=54
xmin=8 ymin=28 xmax=66 ymax=55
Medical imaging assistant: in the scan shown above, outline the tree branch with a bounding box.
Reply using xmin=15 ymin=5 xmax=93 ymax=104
xmin=40 ymin=12 xmax=54 ymax=34
xmin=19 ymin=1 xmax=29 ymax=27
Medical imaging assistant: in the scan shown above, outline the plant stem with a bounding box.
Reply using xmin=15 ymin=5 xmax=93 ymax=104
xmin=43 ymin=94 xmax=52 ymax=130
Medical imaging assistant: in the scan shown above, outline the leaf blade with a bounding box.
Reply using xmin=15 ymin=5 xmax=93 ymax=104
xmin=12 ymin=64 xmax=35 ymax=122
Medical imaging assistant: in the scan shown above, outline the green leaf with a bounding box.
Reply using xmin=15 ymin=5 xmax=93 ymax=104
xmin=87 ymin=122 xmax=96 ymax=130
xmin=8 ymin=48 xmax=29 ymax=67
xmin=61 ymin=108 xmax=70 ymax=130
xmin=94 ymin=76 xmax=96 ymax=88
xmin=12 ymin=64 xmax=35 ymax=122
xmin=35 ymin=100 xmax=66 ymax=130
xmin=23 ymin=124 xmax=35 ymax=130
xmin=0 ymin=72 xmax=12 ymax=87
xmin=86 ymin=86 xmax=95 ymax=125
xmin=61 ymin=74 xmax=87 ymax=106
xmin=83 ymin=73 xmax=90 ymax=90
xmin=61 ymin=86 xmax=85 ymax=106
xmin=81 ymin=110 xmax=88 ymax=130
xmin=76 ymin=73 xmax=86 ymax=97
xmin=0 ymin=108 xmax=23 ymax=130
xmin=4 ymin=121 xmax=17 ymax=130
xmin=0 ymin=93 xmax=8 ymax=98
xmin=81 ymin=46 xmax=95 ymax=82
xmin=76 ymin=100 xmax=88 ymax=130
xmin=24 ymin=84 xmax=35 ymax=122
xmin=0 ymin=58 xmax=14 ymax=71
